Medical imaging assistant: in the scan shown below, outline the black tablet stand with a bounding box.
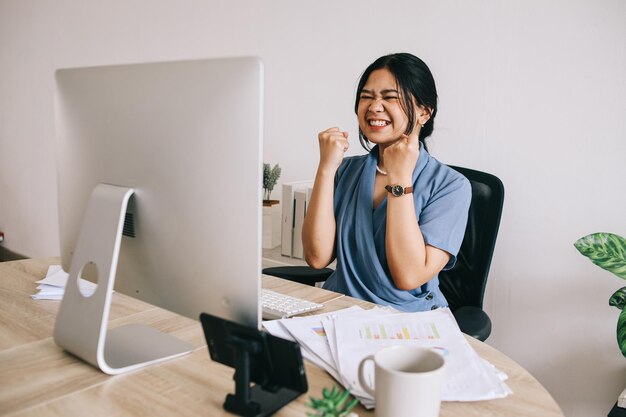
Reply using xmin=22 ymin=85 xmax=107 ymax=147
xmin=199 ymin=313 xmax=308 ymax=417
xmin=223 ymin=333 xmax=301 ymax=417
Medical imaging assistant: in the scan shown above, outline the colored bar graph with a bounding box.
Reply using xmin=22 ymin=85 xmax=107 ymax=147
xmin=312 ymin=327 xmax=326 ymax=337
xmin=379 ymin=324 xmax=387 ymax=339
xmin=431 ymin=323 xmax=440 ymax=339
xmin=358 ymin=321 xmax=442 ymax=340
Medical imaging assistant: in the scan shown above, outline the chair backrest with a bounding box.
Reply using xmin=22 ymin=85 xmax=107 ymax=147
xmin=438 ymin=166 xmax=504 ymax=311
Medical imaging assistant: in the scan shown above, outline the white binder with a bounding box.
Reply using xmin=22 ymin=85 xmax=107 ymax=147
xmin=280 ymin=180 xmax=313 ymax=257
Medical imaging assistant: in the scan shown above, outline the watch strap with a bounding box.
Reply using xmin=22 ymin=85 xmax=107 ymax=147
xmin=385 ymin=184 xmax=413 ymax=196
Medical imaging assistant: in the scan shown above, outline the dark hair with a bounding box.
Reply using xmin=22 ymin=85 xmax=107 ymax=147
xmin=354 ymin=53 xmax=438 ymax=151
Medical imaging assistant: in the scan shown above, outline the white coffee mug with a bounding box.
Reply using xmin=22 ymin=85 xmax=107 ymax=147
xmin=358 ymin=345 xmax=445 ymax=417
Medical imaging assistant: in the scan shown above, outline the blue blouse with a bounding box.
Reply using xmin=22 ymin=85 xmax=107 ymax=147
xmin=322 ymin=145 xmax=471 ymax=312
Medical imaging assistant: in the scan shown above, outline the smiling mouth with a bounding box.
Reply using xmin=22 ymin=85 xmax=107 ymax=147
xmin=368 ymin=119 xmax=390 ymax=127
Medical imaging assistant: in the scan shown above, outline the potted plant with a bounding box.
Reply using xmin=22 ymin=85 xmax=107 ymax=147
xmin=262 ymin=163 xmax=281 ymax=249
xmin=574 ymin=232 xmax=626 ymax=356
xmin=263 ymin=163 xmax=281 ymax=206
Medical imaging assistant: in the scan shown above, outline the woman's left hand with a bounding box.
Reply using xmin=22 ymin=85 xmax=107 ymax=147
xmin=382 ymin=131 xmax=420 ymax=184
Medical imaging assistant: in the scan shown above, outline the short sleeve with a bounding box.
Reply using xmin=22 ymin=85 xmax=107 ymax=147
xmin=419 ymin=170 xmax=471 ymax=270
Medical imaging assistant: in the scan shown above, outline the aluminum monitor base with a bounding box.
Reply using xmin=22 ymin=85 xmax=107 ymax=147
xmin=53 ymin=184 xmax=193 ymax=375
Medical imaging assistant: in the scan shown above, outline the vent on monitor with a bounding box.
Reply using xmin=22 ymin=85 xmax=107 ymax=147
xmin=123 ymin=212 xmax=136 ymax=238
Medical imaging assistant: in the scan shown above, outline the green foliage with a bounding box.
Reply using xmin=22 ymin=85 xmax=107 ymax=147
xmin=263 ymin=163 xmax=281 ymax=201
xmin=574 ymin=233 xmax=626 ymax=279
xmin=618 ymin=309 xmax=626 ymax=357
xmin=306 ymin=385 xmax=359 ymax=417
xmin=610 ymin=287 xmax=626 ymax=310
xmin=575 ymin=232 xmax=626 ymax=358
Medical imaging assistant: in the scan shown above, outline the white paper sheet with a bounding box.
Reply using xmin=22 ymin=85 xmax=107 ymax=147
xmin=264 ymin=307 xmax=365 ymax=382
xmin=263 ymin=319 xmax=341 ymax=379
xmin=31 ymin=265 xmax=97 ymax=299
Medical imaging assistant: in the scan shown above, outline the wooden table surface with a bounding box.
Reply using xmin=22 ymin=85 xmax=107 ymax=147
xmin=0 ymin=258 xmax=563 ymax=417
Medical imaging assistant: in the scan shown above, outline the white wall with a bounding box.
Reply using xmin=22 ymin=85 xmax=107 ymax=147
xmin=1 ymin=1 xmax=625 ymax=415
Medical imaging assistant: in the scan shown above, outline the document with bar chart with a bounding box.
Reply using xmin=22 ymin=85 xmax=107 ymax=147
xmin=264 ymin=306 xmax=511 ymax=406
xmin=326 ymin=308 xmax=512 ymax=402
xmin=358 ymin=319 xmax=441 ymax=341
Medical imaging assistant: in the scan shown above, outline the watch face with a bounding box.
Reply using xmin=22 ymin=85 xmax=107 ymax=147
xmin=391 ymin=185 xmax=404 ymax=197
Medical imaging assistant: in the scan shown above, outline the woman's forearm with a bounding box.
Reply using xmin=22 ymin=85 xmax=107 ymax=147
xmin=302 ymin=166 xmax=337 ymax=268
xmin=385 ymin=195 xmax=450 ymax=290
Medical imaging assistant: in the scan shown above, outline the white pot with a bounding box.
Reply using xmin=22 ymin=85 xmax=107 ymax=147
xmin=262 ymin=202 xmax=281 ymax=249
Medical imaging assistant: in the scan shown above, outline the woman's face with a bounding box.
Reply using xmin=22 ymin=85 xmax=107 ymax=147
xmin=357 ymin=68 xmax=412 ymax=146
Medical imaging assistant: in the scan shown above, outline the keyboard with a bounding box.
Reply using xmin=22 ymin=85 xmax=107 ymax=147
xmin=261 ymin=289 xmax=325 ymax=320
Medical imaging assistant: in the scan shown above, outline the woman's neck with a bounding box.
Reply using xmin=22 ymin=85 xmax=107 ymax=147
xmin=377 ymin=144 xmax=389 ymax=171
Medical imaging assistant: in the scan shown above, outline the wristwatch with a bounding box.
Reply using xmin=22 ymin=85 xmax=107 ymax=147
xmin=385 ymin=184 xmax=413 ymax=197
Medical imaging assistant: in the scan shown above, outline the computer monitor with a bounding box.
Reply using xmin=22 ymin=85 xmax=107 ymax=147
xmin=53 ymin=57 xmax=264 ymax=374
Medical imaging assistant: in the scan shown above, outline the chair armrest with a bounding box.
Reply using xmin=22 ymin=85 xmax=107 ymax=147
xmin=452 ymin=306 xmax=492 ymax=342
xmin=262 ymin=266 xmax=333 ymax=287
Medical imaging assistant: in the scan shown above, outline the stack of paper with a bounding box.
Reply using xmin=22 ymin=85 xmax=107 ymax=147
xmin=263 ymin=307 xmax=511 ymax=408
xmin=31 ymin=265 xmax=96 ymax=300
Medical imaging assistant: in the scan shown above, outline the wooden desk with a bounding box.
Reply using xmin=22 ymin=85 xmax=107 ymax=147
xmin=0 ymin=258 xmax=563 ymax=417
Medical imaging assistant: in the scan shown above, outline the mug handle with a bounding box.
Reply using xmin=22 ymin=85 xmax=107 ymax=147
xmin=358 ymin=355 xmax=375 ymax=396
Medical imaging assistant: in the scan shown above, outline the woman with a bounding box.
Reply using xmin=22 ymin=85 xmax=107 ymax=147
xmin=302 ymin=53 xmax=471 ymax=312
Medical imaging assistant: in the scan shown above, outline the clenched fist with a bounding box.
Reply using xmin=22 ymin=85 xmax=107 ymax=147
xmin=318 ymin=127 xmax=349 ymax=173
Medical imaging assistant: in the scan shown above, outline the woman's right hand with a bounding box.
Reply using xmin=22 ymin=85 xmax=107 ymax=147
xmin=318 ymin=127 xmax=349 ymax=172
xmin=304 ymin=127 xmax=346 ymax=268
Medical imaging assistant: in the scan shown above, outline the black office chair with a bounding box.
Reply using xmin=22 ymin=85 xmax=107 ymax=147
xmin=263 ymin=166 xmax=504 ymax=342
xmin=437 ymin=166 xmax=504 ymax=341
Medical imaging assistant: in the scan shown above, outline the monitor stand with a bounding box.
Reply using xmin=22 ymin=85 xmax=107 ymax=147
xmin=53 ymin=183 xmax=194 ymax=375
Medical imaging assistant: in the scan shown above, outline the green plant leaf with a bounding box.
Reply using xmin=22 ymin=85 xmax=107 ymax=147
xmin=335 ymin=389 xmax=350 ymax=408
xmin=574 ymin=233 xmax=626 ymax=279
xmin=307 ymin=385 xmax=357 ymax=417
xmin=610 ymin=286 xmax=626 ymax=310
xmin=340 ymin=397 xmax=359 ymax=416
xmin=618 ymin=308 xmax=626 ymax=358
